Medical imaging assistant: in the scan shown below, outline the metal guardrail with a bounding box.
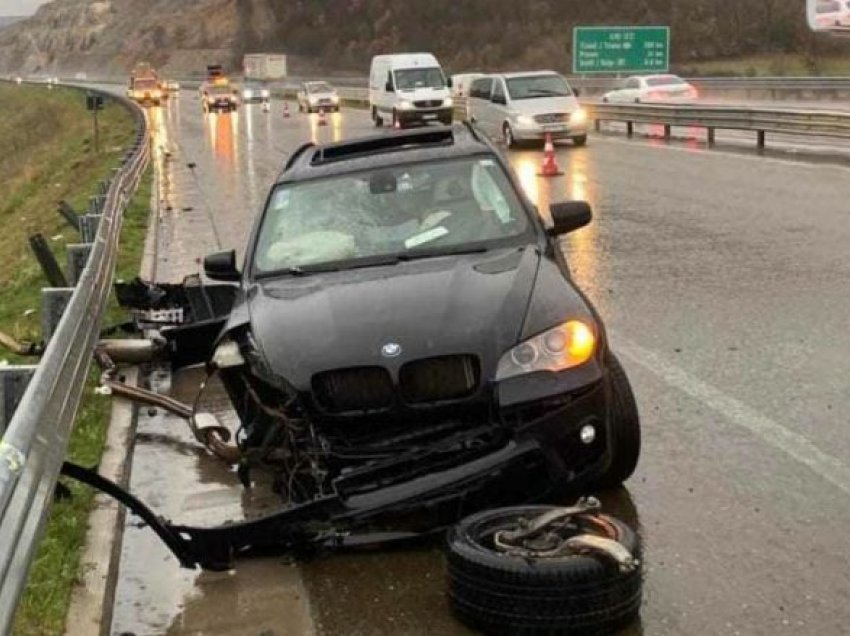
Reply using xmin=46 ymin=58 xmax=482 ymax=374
xmin=587 ymin=103 xmax=850 ymax=147
xmin=0 ymin=81 xmax=149 ymax=633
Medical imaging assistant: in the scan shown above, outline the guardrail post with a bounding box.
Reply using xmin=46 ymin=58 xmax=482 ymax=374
xmin=66 ymin=243 xmax=93 ymax=285
xmin=41 ymin=288 xmax=74 ymax=344
xmin=28 ymin=233 xmax=69 ymax=288
xmin=757 ymin=130 xmax=766 ymax=149
xmin=626 ymin=121 xmax=634 ymax=137
xmin=0 ymin=367 xmax=37 ymax=435
xmin=707 ymin=128 xmax=716 ymax=147
xmin=57 ymin=200 xmax=81 ymax=232
xmin=80 ymin=214 xmax=102 ymax=243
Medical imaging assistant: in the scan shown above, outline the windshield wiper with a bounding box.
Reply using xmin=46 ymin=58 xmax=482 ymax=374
xmin=399 ymin=246 xmax=489 ymax=261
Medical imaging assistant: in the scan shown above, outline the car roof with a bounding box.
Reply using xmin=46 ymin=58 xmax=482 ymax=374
xmin=277 ymin=124 xmax=495 ymax=184
xmin=492 ymin=70 xmax=561 ymax=79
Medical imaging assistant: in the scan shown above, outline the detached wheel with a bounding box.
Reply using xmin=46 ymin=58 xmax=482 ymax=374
xmin=595 ymin=354 xmax=641 ymax=489
xmin=447 ymin=505 xmax=642 ymax=635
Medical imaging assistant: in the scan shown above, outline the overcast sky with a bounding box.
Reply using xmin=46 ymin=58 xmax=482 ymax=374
xmin=0 ymin=0 xmax=46 ymax=16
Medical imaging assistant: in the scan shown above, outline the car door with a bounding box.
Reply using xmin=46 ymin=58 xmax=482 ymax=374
xmin=469 ymin=78 xmax=492 ymax=129
xmin=488 ymin=78 xmax=509 ymax=137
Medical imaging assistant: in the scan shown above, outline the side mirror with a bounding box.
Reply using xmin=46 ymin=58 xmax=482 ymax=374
xmin=446 ymin=77 xmax=453 ymax=88
xmin=385 ymin=80 xmax=394 ymax=92
xmin=204 ymin=250 xmax=240 ymax=282
xmin=548 ymin=201 xmax=592 ymax=236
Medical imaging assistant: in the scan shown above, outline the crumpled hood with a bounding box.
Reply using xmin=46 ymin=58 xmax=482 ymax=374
xmin=247 ymin=247 xmax=539 ymax=390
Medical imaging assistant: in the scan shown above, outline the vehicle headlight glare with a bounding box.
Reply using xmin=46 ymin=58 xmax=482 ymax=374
xmin=496 ymin=320 xmax=596 ymax=381
xmin=570 ymin=108 xmax=588 ymax=125
xmin=444 ymin=97 xmax=453 ymax=107
xmin=331 ymin=94 xmax=340 ymax=103
xmin=399 ymin=100 xmax=414 ymax=110
xmin=243 ymin=90 xmax=253 ymax=98
xmin=516 ymin=115 xmax=535 ymax=126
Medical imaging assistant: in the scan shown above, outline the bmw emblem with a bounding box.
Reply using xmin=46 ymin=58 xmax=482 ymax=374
xmin=381 ymin=342 xmax=402 ymax=358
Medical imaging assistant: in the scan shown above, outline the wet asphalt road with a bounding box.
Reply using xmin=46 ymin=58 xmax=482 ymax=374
xmin=110 ymin=91 xmax=850 ymax=635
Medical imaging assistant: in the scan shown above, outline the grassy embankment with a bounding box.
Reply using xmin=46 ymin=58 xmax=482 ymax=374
xmin=0 ymin=81 xmax=151 ymax=635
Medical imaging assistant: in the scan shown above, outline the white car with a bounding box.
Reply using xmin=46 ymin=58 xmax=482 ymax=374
xmin=466 ymin=71 xmax=588 ymax=148
xmin=241 ymin=82 xmax=270 ymax=103
xmin=451 ymin=73 xmax=484 ymax=101
xmin=369 ymin=53 xmax=453 ymax=128
xmin=602 ymin=75 xmax=698 ymax=104
xmin=813 ymin=0 xmax=850 ymax=28
xmin=296 ymin=81 xmax=340 ymax=113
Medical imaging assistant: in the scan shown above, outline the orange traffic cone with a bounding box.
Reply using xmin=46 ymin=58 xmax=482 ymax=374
xmin=282 ymin=101 xmax=291 ymax=118
xmin=538 ymin=133 xmax=563 ymax=177
xmin=318 ymin=108 xmax=328 ymax=126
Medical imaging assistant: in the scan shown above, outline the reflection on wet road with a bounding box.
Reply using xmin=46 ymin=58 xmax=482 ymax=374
xmin=111 ymin=93 xmax=850 ymax=635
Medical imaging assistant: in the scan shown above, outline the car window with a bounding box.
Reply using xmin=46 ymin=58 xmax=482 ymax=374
xmin=394 ymin=67 xmax=446 ymax=90
xmin=646 ymin=76 xmax=685 ymax=87
xmin=625 ymin=78 xmax=641 ymax=89
xmin=506 ymin=75 xmax=572 ymax=100
xmin=471 ymin=78 xmax=492 ymax=100
xmin=817 ymin=1 xmax=840 ymax=11
xmin=308 ymin=82 xmax=333 ymax=93
xmin=491 ymin=80 xmax=506 ymax=102
xmin=253 ymin=157 xmax=532 ymax=275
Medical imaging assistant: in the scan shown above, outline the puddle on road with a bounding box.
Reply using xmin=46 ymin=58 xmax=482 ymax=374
xmin=111 ymin=367 xmax=313 ymax=636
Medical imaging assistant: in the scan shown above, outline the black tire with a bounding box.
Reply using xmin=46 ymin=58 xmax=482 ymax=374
xmin=441 ymin=115 xmax=453 ymax=126
xmin=596 ymin=355 xmax=641 ymax=489
xmin=573 ymin=135 xmax=588 ymax=147
xmin=392 ymin=109 xmax=403 ymax=129
xmin=373 ymin=107 xmax=383 ymax=127
xmin=503 ymin=123 xmax=517 ymax=149
xmin=602 ymin=96 xmax=609 ymax=103
xmin=447 ymin=506 xmax=642 ymax=636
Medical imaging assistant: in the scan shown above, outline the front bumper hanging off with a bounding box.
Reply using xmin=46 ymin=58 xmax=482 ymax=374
xmin=62 ymin=432 xmax=554 ymax=571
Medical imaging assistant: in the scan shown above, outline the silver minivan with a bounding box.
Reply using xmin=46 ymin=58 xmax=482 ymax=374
xmin=467 ymin=71 xmax=588 ymax=148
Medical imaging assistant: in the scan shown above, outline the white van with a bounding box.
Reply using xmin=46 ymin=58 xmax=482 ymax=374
xmin=369 ymin=53 xmax=454 ymax=128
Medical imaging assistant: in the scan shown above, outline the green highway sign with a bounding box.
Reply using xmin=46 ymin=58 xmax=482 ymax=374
xmin=573 ymin=26 xmax=670 ymax=74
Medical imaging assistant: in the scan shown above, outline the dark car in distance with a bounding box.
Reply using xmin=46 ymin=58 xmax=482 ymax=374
xmin=201 ymin=123 xmax=641 ymax=518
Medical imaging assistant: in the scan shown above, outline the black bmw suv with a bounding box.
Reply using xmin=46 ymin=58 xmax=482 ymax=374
xmin=202 ymin=123 xmax=640 ymax=513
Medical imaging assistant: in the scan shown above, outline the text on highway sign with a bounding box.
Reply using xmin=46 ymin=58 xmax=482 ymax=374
xmin=573 ymin=26 xmax=670 ymax=74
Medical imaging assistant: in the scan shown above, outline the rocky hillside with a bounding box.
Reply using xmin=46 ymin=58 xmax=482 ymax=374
xmin=0 ymin=0 xmax=276 ymax=76
xmin=0 ymin=0 xmax=846 ymax=77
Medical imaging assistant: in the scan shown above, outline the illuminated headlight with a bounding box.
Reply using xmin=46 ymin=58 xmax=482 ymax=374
xmin=331 ymin=94 xmax=340 ymax=103
xmin=570 ymin=108 xmax=588 ymax=126
xmin=444 ymin=97 xmax=453 ymax=107
xmin=580 ymin=424 xmax=597 ymax=445
xmin=261 ymin=89 xmax=270 ymax=97
xmin=495 ymin=320 xmax=596 ymax=381
xmin=212 ymin=340 xmax=245 ymax=369
xmin=516 ymin=114 xmax=536 ymax=126
xmin=243 ymin=90 xmax=253 ymax=98
xmin=399 ymin=99 xmax=414 ymax=110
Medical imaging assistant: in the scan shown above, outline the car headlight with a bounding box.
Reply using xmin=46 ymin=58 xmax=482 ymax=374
xmin=515 ymin=114 xmax=536 ymax=126
xmin=261 ymin=90 xmax=270 ymax=97
xmin=495 ymin=320 xmax=596 ymax=381
xmin=243 ymin=90 xmax=253 ymax=98
xmin=444 ymin=97 xmax=453 ymax=107
xmin=331 ymin=94 xmax=340 ymax=103
xmin=399 ymin=99 xmax=414 ymax=110
xmin=569 ymin=108 xmax=588 ymax=126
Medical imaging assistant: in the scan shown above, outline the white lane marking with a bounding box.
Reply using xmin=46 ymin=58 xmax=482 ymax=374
xmin=615 ymin=335 xmax=850 ymax=496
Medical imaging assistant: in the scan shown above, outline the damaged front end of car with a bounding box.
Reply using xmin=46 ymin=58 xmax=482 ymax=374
xmin=68 ymin=271 xmax=615 ymax=572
